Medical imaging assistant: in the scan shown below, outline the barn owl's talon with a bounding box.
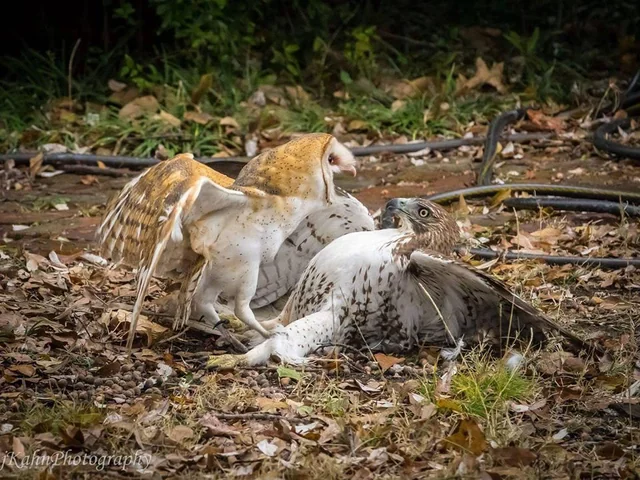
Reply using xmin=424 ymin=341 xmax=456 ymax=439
xmin=207 ymin=354 xmax=244 ymax=370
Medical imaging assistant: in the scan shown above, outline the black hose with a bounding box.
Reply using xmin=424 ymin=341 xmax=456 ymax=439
xmin=456 ymin=247 xmax=640 ymax=269
xmin=0 ymin=152 xmax=250 ymax=168
xmin=0 ymin=132 xmax=553 ymax=168
xmin=424 ymin=183 xmax=640 ymax=205
xmin=503 ymin=197 xmax=640 ymax=217
xmin=593 ymin=118 xmax=640 ymax=160
xmin=477 ymin=108 xmax=530 ymax=186
xmin=348 ymin=132 xmax=550 ymax=156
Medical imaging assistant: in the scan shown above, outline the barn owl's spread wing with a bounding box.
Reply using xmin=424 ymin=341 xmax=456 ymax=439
xmin=406 ymin=251 xmax=592 ymax=350
xmin=96 ymin=153 xmax=250 ymax=348
xmin=97 ymin=154 xmax=248 ymax=275
xmin=251 ymin=188 xmax=375 ymax=308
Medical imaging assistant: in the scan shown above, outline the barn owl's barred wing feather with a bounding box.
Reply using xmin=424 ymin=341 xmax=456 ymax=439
xmin=407 ymin=251 xmax=593 ymax=351
xmin=97 ymin=154 xmax=241 ymax=269
xmin=96 ymin=153 xmax=250 ymax=350
xmin=251 ymin=188 xmax=375 ymax=308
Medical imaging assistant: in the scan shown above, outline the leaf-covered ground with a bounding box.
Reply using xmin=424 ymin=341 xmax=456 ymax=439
xmin=1 ymin=110 xmax=639 ymax=478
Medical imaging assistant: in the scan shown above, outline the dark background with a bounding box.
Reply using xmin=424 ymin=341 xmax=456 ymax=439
xmin=2 ymin=0 xmax=637 ymax=77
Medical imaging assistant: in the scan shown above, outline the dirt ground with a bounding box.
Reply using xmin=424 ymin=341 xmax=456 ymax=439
xmin=0 ymin=136 xmax=639 ymax=479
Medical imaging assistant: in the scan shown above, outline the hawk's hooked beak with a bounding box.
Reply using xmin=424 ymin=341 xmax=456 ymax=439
xmin=380 ymin=198 xmax=409 ymax=229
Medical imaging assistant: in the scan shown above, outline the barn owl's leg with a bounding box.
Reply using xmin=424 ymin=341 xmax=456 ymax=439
xmin=192 ymin=282 xmax=223 ymax=328
xmin=233 ymin=265 xmax=273 ymax=338
xmin=207 ymin=311 xmax=336 ymax=368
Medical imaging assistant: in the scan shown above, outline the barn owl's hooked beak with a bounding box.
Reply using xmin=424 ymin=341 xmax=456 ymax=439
xmin=328 ymin=140 xmax=357 ymax=177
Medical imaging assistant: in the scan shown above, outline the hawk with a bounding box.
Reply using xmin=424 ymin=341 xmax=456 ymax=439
xmin=249 ymin=186 xmax=375 ymax=309
xmin=97 ymin=133 xmax=359 ymax=350
xmin=208 ymin=197 xmax=592 ymax=367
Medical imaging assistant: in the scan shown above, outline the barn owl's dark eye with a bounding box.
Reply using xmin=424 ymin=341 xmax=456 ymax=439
xmin=418 ymin=208 xmax=430 ymax=218
xmin=328 ymin=153 xmax=336 ymax=164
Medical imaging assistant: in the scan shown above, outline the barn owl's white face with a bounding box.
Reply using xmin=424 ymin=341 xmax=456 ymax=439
xmin=319 ymin=138 xmax=357 ymax=204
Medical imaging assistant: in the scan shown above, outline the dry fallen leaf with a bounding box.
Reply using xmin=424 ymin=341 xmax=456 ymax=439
xmin=256 ymin=439 xmax=278 ymax=457
xmin=442 ymin=418 xmax=488 ymax=456
xmin=490 ymin=446 xmax=537 ymax=467
xmin=458 ymin=57 xmax=506 ymax=94
xmin=29 ymin=152 xmax=44 ymax=179
xmin=108 ymin=79 xmax=127 ymax=92
xmin=13 ymin=436 xmax=26 ymax=459
xmin=101 ymin=309 xmax=168 ymax=346
xmin=374 ymin=353 xmax=404 ymax=373
xmin=526 ymin=109 xmax=566 ymax=133
xmin=80 ymin=175 xmax=99 ymax=185
xmin=118 ymin=95 xmax=160 ymax=120
xmin=156 ymin=110 xmax=181 ymax=127
xmin=347 ymin=119 xmax=368 ymax=132
xmin=255 ymin=397 xmax=289 ymax=413
xmin=389 ymin=76 xmax=436 ymax=99
xmin=219 ymin=116 xmax=240 ymax=129
xmin=183 ymin=111 xmax=214 ymax=125
xmin=9 ymin=364 xmax=36 ymax=377
xmin=168 ymin=425 xmax=195 ymax=444
xmin=199 ymin=413 xmax=241 ymax=437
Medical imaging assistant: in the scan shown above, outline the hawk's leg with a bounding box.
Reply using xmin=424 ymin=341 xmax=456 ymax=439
xmin=208 ymin=311 xmax=337 ymax=368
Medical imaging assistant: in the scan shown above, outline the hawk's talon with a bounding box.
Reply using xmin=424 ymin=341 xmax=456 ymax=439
xmin=207 ymin=354 xmax=245 ymax=370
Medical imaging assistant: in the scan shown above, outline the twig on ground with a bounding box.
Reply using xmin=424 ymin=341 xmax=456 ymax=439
xmin=213 ymin=412 xmax=311 ymax=423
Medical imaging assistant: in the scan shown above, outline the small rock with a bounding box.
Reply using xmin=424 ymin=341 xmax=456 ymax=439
xmin=121 ymin=364 xmax=134 ymax=373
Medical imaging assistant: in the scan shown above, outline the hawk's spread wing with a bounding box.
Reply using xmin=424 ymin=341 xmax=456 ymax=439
xmin=97 ymin=154 xmax=249 ymax=347
xmin=406 ymin=251 xmax=593 ymax=351
xmin=251 ymin=188 xmax=375 ymax=308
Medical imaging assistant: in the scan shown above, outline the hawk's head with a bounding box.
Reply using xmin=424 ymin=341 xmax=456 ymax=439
xmin=381 ymin=198 xmax=460 ymax=254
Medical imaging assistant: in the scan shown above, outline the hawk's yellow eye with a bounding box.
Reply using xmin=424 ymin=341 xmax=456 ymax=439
xmin=419 ymin=208 xmax=430 ymax=218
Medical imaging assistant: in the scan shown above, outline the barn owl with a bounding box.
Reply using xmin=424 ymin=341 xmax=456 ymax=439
xmin=208 ymin=197 xmax=593 ymax=367
xmin=97 ymin=133 xmax=359 ymax=350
